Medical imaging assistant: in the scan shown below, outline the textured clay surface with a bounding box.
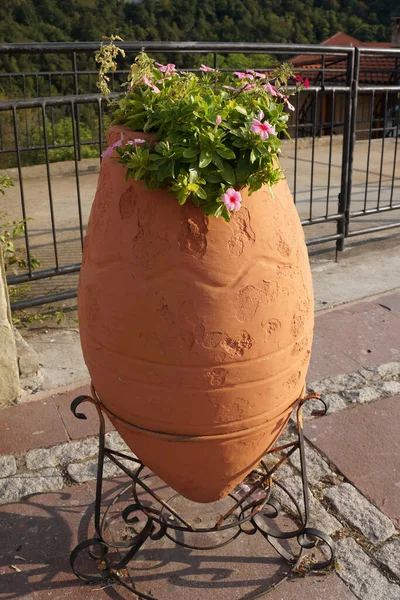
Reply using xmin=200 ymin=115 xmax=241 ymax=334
xmin=78 ymin=125 xmax=314 ymax=502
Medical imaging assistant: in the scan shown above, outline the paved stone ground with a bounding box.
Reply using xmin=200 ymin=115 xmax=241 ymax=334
xmin=0 ymin=295 xmax=399 ymax=599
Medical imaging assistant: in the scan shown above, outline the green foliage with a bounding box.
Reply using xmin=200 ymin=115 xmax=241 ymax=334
xmin=0 ymin=0 xmax=395 ymax=54
xmin=0 ymin=176 xmax=41 ymax=273
xmin=102 ymin=48 xmax=300 ymax=221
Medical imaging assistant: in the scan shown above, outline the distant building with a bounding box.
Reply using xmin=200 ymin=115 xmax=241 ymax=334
xmin=290 ymin=20 xmax=400 ymax=139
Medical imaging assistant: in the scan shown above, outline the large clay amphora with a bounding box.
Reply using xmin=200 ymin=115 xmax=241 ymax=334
xmin=78 ymin=125 xmax=314 ymax=503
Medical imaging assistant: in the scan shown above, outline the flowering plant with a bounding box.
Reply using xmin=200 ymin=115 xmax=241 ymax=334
xmin=97 ymin=40 xmax=307 ymax=221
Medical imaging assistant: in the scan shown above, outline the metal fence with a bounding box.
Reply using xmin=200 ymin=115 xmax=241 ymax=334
xmin=0 ymin=42 xmax=399 ymax=309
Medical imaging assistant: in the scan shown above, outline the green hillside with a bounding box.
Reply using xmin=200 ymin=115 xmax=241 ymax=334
xmin=0 ymin=0 xmax=397 ymax=46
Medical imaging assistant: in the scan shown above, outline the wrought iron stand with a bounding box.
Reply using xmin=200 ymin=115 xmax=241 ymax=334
xmin=70 ymin=389 xmax=334 ymax=599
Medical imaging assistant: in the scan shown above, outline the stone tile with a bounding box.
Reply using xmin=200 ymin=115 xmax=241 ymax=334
xmin=67 ymin=455 xmax=137 ymax=483
xmin=53 ymin=383 xmax=114 ymax=441
xmin=342 ymin=386 xmax=381 ymax=403
xmin=374 ymin=539 xmax=400 ymax=579
xmin=26 ymin=438 xmax=98 ymax=470
xmin=0 ymin=455 xmax=17 ymax=478
xmin=336 ymin=538 xmax=400 ymax=600
xmin=304 ymin=395 xmax=400 ymax=528
xmin=324 ymin=483 xmax=395 ymax=544
xmin=307 ymin=333 xmax=362 ymax=381
xmin=0 ymin=398 xmax=68 ymax=455
xmin=313 ymin=303 xmax=400 ymax=368
xmin=0 ymin=483 xmax=134 ymax=599
xmin=311 ymin=372 xmax=367 ymax=394
xmin=289 ymin=441 xmax=333 ymax=485
xmin=376 ymin=292 xmax=400 ymax=316
xmin=0 ymin=468 xmax=64 ymax=505
xmin=272 ymin=475 xmax=342 ymax=535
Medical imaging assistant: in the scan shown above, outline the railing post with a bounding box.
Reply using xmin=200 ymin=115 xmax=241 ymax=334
xmin=72 ymin=52 xmax=82 ymax=161
xmin=336 ymin=48 xmax=358 ymax=253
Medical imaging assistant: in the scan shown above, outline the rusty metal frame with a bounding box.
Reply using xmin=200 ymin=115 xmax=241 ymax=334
xmin=69 ymin=390 xmax=334 ymax=598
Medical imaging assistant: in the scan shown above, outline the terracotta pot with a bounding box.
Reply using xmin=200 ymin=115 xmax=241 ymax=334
xmin=78 ymin=125 xmax=314 ymax=503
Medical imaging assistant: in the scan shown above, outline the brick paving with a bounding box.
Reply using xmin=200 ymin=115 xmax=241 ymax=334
xmin=0 ymin=292 xmax=399 ymax=599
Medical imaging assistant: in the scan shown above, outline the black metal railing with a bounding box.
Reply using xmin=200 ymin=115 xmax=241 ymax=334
xmin=0 ymin=42 xmax=399 ymax=309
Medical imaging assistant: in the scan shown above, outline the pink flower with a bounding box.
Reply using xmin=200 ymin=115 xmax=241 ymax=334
xmin=265 ymin=82 xmax=280 ymax=97
xmin=142 ymin=76 xmax=160 ymax=94
xmin=250 ymin=118 xmax=275 ymax=140
xmin=254 ymin=71 xmax=266 ymax=79
xmin=221 ymin=188 xmax=242 ymax=211
xmin=200 ymin=64 xmax=214 ymax=72
xmin=234 ymin=71 xmax=254 ymax=80
xmin=294 ymin=76 xmax=310 ymax=89
xmin=101 ymin=139 xmax=122 ymax=158
xmin=243 ymin=83 xmax=256 ymax=91
xmin=155 ymin=62 xmax=176 ymax=75
xmin=257 ymin=109 xmax=264 ymax=120
xmin=284 ymin=98 xmax=295 ymax=111
xmin=222 ymin=85 xmax=236 ymax=91
xmin=215 ymin=115 xmax=222 ymax=126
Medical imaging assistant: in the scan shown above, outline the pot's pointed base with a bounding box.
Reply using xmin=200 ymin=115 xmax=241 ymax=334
xmin=105 ymin=405 xmax=292 ymax=503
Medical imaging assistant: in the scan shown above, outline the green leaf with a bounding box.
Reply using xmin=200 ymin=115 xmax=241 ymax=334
xmin=213 ymin=204 xmax=224 ymax=218
xmin=204 ymin=171 xmax=223 ymax=183
xmin=211 ymin=152 xmax=224 ymax=170
xmin=235 ymin=106 xmax=247 ymax=115
xmin=183 ymin=147 xmax=199 ymax=159
xmin=220 ymin=161 xmax=236 ymax=185
xmin=217 ymin=146 xmax=236 ymax=160
xmin=235 ymin=157 xmax=252 ymax=182
xmin=199 ymin=150 xmax=212 ymax=168
xmin=194 ymin=186 xmax=207 ymax=199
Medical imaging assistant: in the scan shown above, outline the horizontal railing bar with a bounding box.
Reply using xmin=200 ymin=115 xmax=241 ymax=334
xmin=347 ymin=222 xmax=400 ymax=237
xmin=357 ymin=85 xmax=400 ymax=92
xmin=305 ymin=233 xmax=343 ymax=245
xmin=7 ymin=263 xmax=81 ymax=285
xmin=301 ymin=213 xmax=345 ymax=226
xmin=357 ymin=47 xmax=400 ymax=55
xmin=0 ymin=87 xmax=355 ymax=112
xmin=10 ymin=289 xmax=77 ymax=311
xmin=350 ymin=205 xmax=400 ymax=217
xmin=0 ymin=140 xmax=102 ymax=154
xmin=0 ymin=93 xmax=113 ymax=110
xmin=0 ymin=41 xmax=356 ymax=55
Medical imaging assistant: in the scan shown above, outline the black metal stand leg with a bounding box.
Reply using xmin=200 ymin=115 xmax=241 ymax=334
xmin=69 ymin=390 xmax=335 ymax=598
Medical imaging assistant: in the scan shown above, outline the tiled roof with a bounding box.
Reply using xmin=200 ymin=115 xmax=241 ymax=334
xmin=291 ymin=32 xmax=399 ymax=84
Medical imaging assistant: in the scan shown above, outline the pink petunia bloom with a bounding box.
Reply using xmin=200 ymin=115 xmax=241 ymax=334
xmin=293 ymin=76 xmax=303 ymax=84
xmin=257 ymin=109 xmax=264 ymax=120
xmin=215 ymin=115 xmax=222 ymax=126
xmin=284 ymin=98 xmax=295 ymax=111
xmin=200 ymin=64 xmax=214 ymax=72
xmin=101 ymin=139 xmax=122 ymax=158
xmin=234 ymin=71 xmax=254 ymax=80
xmin=265 ymin=82 xmax=279 ymax=97
xmin=304 ymin=77 xmax=310 ymax=88
xmin=221 ymin=188 xmax=242 ymax=211
xmin=142 ymin=76 xmax=160 ymax=94
xmin=222 ymin=85 xmax=236 ymax=91
xmin=155 ymin=62 xmax=176 ymax=75
xmin=250 ymin=118 xmax=275 ymax=140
